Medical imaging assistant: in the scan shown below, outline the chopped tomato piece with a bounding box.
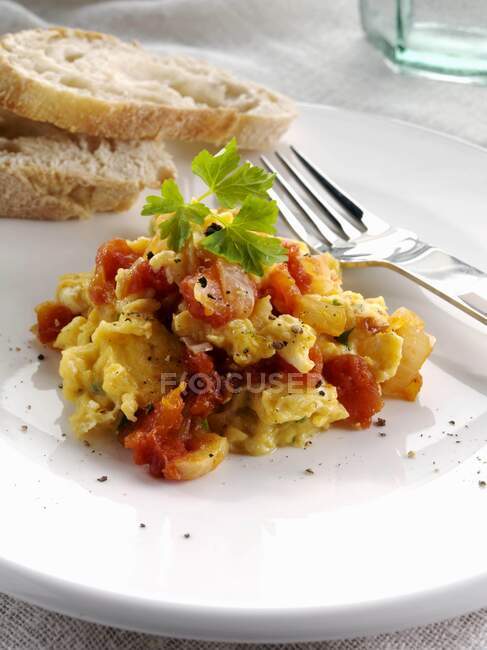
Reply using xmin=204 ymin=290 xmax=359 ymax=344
xmin=308 ymin=344 xmax=323 ymax=384
xmin=261 ymin=264 xmax=301 ymax=315
xmin=35 ymin=301 xmax=75 ymax=344
xmin=183 ymin=349 xmax=215 ymax=376
xmin=180 ymin=261 xmax=256 ymax=328
xmin=121 ymin=258 xmax=173 ymax=299
xmin=122 ymin=386 xmax=189 ymax=478
xmin=89 ymin=238 xmax=140 ymax=305
xmin=261 ymin=244 xmax=313 ymax=314
xmin=183 ymin=350 xmax=222 ymax=418
xmin=122 ymin=384 xmax=225 ymax=480
xmin=323 ymin=354 xmax=383 ymax=428
xmin=284 ymin=242 xmax=312 ymax=293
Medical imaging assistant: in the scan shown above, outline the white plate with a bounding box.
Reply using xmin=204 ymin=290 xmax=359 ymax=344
xmin=1 ymin=104 xmax=486 ymax=642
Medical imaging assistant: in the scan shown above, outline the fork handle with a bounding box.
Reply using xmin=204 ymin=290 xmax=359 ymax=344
xmin=342 ymin=250 xmax=487 ymax=326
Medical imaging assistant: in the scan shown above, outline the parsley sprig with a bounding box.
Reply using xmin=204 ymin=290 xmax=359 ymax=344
xmin=142 ymin=179 xmax=210 ymax=251
xmin=142 ymin=138 xmax=287 ymax=276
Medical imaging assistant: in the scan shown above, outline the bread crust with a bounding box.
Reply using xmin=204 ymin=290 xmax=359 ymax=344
xmin=0 ymin=28 xmax=297 ymax=148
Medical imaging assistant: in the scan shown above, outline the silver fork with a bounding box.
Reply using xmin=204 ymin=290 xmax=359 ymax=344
xmin=261 ymin=146 xmax=487 ymax=326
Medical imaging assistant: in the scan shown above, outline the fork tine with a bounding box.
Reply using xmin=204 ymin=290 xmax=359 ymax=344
xmin=290 ymin=145 xmax=364 ymax=221
xmin=275 ymin=150 xmax=364 ymax=238
xmin=261 ymin=157 xmax=329 ymax=251
xmin=267 ymin=188 xmax=325 ymax=253
xmin=261 ymin=155 xmax=342 ymax=246
xmin=290 ymin=145 xmax=391 ymax=236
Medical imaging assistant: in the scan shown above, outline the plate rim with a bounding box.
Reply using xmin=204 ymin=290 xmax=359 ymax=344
xmin=2 ymin=551 xmax=487 ymax=641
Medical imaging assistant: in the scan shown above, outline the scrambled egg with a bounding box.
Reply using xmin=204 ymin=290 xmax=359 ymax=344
xmin=40 ymin=231 xmax=433 ymax=466
xmin=349 ymin=327 xmax=403 ymax=383
xmin=56 ymin=273 xmax=92 ymax=315
xmin=173 ymin=296 xmax=317 ymax=372
xmin=210 ymin=382 xmax=348 ymax=455
xmin=55 ymin=302 xmax=182 ymax=436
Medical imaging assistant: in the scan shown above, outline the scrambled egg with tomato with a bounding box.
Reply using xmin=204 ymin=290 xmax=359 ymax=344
xmin=34 ymin=211 xmax=434 ymax=481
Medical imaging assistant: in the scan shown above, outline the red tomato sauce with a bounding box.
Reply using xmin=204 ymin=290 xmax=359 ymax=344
xmin=260 ymin=243 xmax=316 ymax=315
xmin=89 ymin=239 xmax=140 ymax=305
xmin=323 ymin=354 xmax=383 ymax=428
xmin=122 ymin=388 xmax=189 ymax=478
xmin=183 ymin=350 xmax=223 ymax=418
xmin=121 ymin=258 xmax=173 ymax=299
xmin=284 ymin=242 xmax=312 ymax=293
xmin=260 ymin=264 xmax=301 ymax=315
xmin=36 ymin=301 xmax=75 ymax=344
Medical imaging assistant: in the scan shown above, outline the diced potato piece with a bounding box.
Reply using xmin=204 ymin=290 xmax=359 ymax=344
xmin=382 ymin=307 xmax=435 ymax=400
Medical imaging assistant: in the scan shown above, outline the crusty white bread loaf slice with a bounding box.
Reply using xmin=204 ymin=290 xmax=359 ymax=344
xmin=0 ymin=108 xmax=175 ymax=220
xmin=0 ymin=28 xmax=296 ymax=149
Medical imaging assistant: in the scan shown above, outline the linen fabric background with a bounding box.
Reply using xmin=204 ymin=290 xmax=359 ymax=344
xmin=1 ymin=1 xmax=486 ymax=648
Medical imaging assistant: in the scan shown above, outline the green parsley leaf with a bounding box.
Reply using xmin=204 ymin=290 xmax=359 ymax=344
xmin=191 ymin=138 xmax=275 ymax=208
xmin=191 ymin=138 xmax=240 ymax=194
xmin=181 ymin=202 xmax=210 ymax=224
xmin=201 ymin=196 xmax=287 ymax=276
xmin=159 ymin=203 xmax=210 ymax=252
xmin=158 ymin=214 xmax=190 ymax=252
xmin=215 ymin=163 xmax=276 ymax=208
xmin=141 ymin=179 xmax=184 ymax=216
xmin=232 ymin=196 xmax=279 ymax=234
xmin=142 ymin=179 xmax=210 ymax=252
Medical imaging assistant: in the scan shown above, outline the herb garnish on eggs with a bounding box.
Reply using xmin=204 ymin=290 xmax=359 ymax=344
xmin=142 ymin=138 xmax=287 ymax=276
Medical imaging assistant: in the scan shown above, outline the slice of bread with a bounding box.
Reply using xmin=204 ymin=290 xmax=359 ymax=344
xmin=0 ymin=108 xmax=175 ymax=220
xmin=0 ymin=28 xmax=296 ymax=149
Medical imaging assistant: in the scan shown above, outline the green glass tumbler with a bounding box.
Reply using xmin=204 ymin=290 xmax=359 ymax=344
xmin=360 ymin=0 xmax=487 ymax=82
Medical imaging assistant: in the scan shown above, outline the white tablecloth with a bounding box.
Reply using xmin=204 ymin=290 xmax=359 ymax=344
xmin=2 ymin=1 xmax=487 ymax=648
